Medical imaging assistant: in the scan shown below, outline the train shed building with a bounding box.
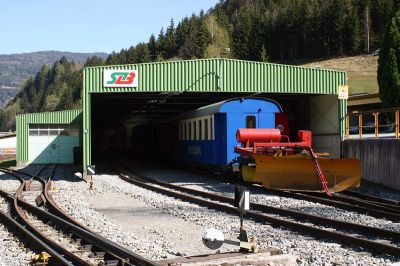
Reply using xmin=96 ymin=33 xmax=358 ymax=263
xmin=16 ymin=109 xmax=82 ymax=165
xmin=16 ymin=58 xmax=348 ymax=173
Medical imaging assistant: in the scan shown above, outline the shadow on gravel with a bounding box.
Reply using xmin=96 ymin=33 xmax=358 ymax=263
xmin=94 ymin=158 xmax=269 ymax=196
xmin=0 ymin=163 xmax=83 ymax=183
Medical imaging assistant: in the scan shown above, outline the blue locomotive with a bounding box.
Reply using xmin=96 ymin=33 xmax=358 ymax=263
xmin=178 ymin=97 xmax=286 ymax=169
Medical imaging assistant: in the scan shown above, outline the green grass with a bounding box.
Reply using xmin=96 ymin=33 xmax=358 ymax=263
xmin=348 ymin=75 xmax=378 ymax=95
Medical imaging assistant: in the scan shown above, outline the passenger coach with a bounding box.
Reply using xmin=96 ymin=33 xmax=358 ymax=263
xmin=178 ymin=98 xmax=287 ymax=169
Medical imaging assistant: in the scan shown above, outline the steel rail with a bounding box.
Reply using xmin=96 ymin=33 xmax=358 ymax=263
xmin=40 ymin=168 xmax=157 ymax=266
xmin=122 ymin=169 xmax=400 ymax=241
xmin=0 ymin=166 xmax=95 ymax=231
xmin=0 ymin=166 xmax=158 ymax=266
xmin=0 ymin=171 xmax=74 ymax=265
xmin=0 ymin=170 xmax=94 ymax=266
xmin=263 ymin=189 xmax=400 ymax=221
xmin=342 ymin=190 xmax=400 ymax=207
xmin=116 ymin=165 xmax=400 ymax=257
xmin=167 ymin=164 xmax=400 ymax=219
xmin=0 ymin=208 xmax=73 ymax=265
xmin=301 ymin=191 xmax=400 ymax=213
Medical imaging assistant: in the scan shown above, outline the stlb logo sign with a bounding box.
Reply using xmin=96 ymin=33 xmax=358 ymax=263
xmin=103 ymin=70 xmax=138 ymax=88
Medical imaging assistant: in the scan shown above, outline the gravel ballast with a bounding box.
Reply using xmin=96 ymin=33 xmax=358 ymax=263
xmin=131 ymin=164 xmax=400 ymax=233
xmin=0 ymin=171 xmax=33 ymax=266
xmin=48 ymin=165 xmax=400 ymax=265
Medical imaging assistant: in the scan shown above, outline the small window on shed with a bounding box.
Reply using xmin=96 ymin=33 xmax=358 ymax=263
xmin=246 ymin=116 xmax=256 ymax=128
xmin=29 ymin=124 xmax=39 ymax=136
xmin=204 ymin=119 xmax=208 ymax=140
xmin=49 ymin=124 xmax=59 ymax=136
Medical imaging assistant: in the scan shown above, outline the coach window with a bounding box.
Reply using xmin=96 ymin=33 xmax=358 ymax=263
xmin=204 ymin=119 xmax=208 ymax=140
xmin=189 ymin=122 xmax=192 ymax=140
xmin=246 ymin=116 xmax=256 ymax=128
xmin=186 ymin=122 xmax=189 ymax=140
xmin=192 ymin=121 xmax=195 ymax=140
xmin=210 ymin=117 xmax=214 ymax=140
xmin=198 ymin=120 xmax=202 ymax=140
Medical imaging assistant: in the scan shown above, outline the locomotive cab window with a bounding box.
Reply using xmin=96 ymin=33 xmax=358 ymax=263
xmin=246 ymin=116 xmax=256 ymax=128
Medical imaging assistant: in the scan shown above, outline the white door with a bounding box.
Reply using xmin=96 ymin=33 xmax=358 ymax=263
xmin=28 ymin=124 xmax=79 ymax=164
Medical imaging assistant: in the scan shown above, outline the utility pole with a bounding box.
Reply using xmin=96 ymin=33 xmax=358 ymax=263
xmin=365 ymin=5 xmax=370 ymax=54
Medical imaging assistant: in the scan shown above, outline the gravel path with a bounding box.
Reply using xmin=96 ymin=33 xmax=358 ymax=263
xmin=48 ymin=165 xmax=399 ymax=265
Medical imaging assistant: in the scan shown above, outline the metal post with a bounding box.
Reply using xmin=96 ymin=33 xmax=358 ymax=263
xmin=374 ymin=112 xmax=379 ymax=139
xmin=359 ymin=113 xmax=363 ymax=140
xmin=396 ymin=110 xmax=399 ymax=139
xmin=345 ymin=114 xmax=350 ymax=140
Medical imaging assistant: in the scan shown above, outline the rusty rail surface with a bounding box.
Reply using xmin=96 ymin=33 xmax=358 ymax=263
xmin=0 ymin=165 xmax=158 ymax=266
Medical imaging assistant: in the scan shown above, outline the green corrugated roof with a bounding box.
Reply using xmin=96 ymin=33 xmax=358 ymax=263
xmin=83 ymin=58 xmax=347 ymax=95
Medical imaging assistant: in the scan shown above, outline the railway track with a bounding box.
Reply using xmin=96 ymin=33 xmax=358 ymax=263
xmin=175 ymin=163 xmax=400 ymax=222
xmin=341 ymin=190 xmax=400 ymax=208
xmin=0 ymin=165 xmax=158 ymax=266
xmin=264 ymin=189 xmax=400 ymax=221
xmin=115 ymin=163 xmax=400 ymax=258
xmin=197 ymin=165 xmax=400 ymax=221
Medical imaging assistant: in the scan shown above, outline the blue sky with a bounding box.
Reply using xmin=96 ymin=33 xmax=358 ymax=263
xmin=0 ymin=0 xmax=219 ymax=55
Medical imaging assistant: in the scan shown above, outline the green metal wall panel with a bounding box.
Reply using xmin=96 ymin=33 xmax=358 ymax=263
xmin=82 ymin=58 xmax=347 ymax=172
xmin=16 ymin=109 xmax=82 ymax=164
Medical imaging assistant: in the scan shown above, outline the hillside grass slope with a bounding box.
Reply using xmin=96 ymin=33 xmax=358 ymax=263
xmin=300 ymin=55 xmax=378 ymax=95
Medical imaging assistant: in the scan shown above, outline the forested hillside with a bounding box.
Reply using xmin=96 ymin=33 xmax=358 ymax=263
xmin=0 ymin=51 xmax=107 ymax=88
xmin=0 ymin=0 xmax=397 ymax=131
xmin=0 ymin=51 xmax=107 ymax=108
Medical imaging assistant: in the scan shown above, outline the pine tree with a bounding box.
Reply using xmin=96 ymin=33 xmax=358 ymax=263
xmin=260 ymin=45 xmax=269 ymax=62
xmin=344 ymin=6 xmax=361 ymax=54
xmin=378 ymin=11 xmax=400 ymax=107
xmin=148 ymin=34 xmax=158 ymax=61
xmin=164 ymin=19 xmax=177 ymax=58
xmin=105 ymin=52 xmax=119 ymax=65
xmin=134 ymin=43 xmax=151 ymax=63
